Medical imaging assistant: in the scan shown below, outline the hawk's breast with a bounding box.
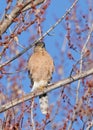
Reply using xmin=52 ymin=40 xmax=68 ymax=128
xmin=28 ymin=50 xmax=54 ymax=82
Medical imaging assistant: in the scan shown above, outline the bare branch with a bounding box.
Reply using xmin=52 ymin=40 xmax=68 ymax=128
xmin=0 ymin=0 xmax=45 ymax=35
xmin=69 ymin=23 xmax=93 ymax=130
xmin=21 ymin=0 xmax=46 ymax=12
xmin=0 ymin=67 xmax=93 ymax=113
xmin=68 ymin=88 xmax=90 ymax=130
xmin=76 ymin=23 xmax=93 ymax=103
xmin=31 ymin=99 xmax=36 ymax=130
xmin=0 ymin=0 xmax=79 ymax=68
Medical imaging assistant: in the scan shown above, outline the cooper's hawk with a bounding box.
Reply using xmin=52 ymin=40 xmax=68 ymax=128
xmin=27 ymin=42 xmax=54 ymax=114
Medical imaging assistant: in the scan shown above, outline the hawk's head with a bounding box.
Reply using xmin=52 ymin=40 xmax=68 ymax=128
xmin=34 ymin=42 xmax=45 ymax=52
xmin=35 ymin=42 xmax=45 ymax=48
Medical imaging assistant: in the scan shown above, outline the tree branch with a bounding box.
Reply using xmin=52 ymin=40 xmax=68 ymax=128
xmin=0 ymin=67 xmax=93 ymax=113
xmin=0 ymin=0 xmax=45 ymax=35
xmin=21 ymin=0 xmax=45 ymax=12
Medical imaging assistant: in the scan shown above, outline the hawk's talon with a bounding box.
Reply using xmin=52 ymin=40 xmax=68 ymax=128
xmin=37 ymin=86 xmax=45 ymax=91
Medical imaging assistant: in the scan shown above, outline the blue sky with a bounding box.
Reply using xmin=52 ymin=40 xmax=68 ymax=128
xmin=0 ymin=0 xmax=93 ymax=129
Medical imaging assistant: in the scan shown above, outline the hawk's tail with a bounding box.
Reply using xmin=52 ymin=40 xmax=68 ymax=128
xmin=39 ymin=93 xmax=48 ymax=115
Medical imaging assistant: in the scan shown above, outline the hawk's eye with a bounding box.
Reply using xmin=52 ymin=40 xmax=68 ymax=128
xmin=42 ymin=43 xmax=45 ymax=48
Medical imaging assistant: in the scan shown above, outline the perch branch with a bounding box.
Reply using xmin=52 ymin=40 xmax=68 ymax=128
xmin=0 ymin=67 xmax=93 ymax=113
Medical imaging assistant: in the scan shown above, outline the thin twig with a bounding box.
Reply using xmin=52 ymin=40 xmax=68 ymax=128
xmin=68 ymin=88 xmax=90 ymax=130
xmin=9 ymin=27 xmax=25 ymax=49
xmin=1 ymin=66 xmax=26 ymax=75
xmin=31 ymin=99 xmax=35 ymax=130
xmin=68 ymin=23 xmax=93 ymax=130
xmin=76 ymin=23 xmax=93 ymax=103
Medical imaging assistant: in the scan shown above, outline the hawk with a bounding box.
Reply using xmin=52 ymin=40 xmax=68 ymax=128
xmin=27 ymin=42 xmax=54 ymax=114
